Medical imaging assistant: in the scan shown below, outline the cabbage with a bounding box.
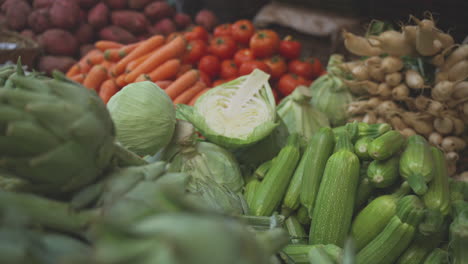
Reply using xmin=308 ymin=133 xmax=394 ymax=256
xmin=107 ymin=81 xmax=176 ymax=156
xmin=177 ymin=69 xmax=277 ymax=149
xmin=277 ymin=86 xmax=330 ymax=146
xmin=162 ymin=121 xmax=245 ymax=193
xmin=310 ymin=55 xmax=354 ymax=126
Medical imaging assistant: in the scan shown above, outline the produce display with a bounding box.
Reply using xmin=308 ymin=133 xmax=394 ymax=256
xmin=0 ymin=6 xmax=467 ymax=264
xmin=0 ymin=0 xmax=217 ymax=75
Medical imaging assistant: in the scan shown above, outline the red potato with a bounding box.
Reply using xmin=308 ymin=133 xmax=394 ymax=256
xmin=174 ymin=13 xmax=192 ymax=29
xmin=99 ymin=25 xmax=137 ymax=44
xmin=33 ymin=0 xmax=55 ymax=9
xmin=1 ymin=0 xmax=17 ymax=13
xmin=20 ymin=29 xmax=35 ymax=40
xmin=49 ymin=0 xmax=81 ymax=30
xmin=77 ymin=0 xmax=99 ymax=9
xmin=111 ymin=10 xmax=149 ymax=34
xmin=144 ymin=1 xmax=175 ymax=22
xmin=148 ymin=18 xmax=176 ymax=36
xmin=75 ymin=23 xmax=95 ymax=44
xmin=88 ymin=3 xmax=109 ymax=29
xmin=128 ymin=0 xmax=153 ymax=9
xmin=28 ymin=8 xmax=51 ymax=34
xmin=5 ymin=0 xmax=32 ymax=31
xmin=80 ymin=44 xmax=96 ymax=57
xmin=0 ymin=14 xmax=6 ymax=27
xmin=38 ymin=29 xmax=79 ymax=56
xmin=195 ymin=9 xmax=218 ymax=31
xmin=38 ymin=55 xmax=77 ymax=75
xmin=104 ymin=0 xmax=127 ymax=9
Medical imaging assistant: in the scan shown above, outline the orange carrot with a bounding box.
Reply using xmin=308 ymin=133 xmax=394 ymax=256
xmin=125 ymin=36 xmax=186 ymax=83
xmin=77 ymin=49 xmax=101 ymax=70
xmin=175 ymin=64 xmax=193 ymax=78
xmin=112 ymin=35 xmax=166 ymax=76
xmin=125 ymin=52 xmax=153 ymax=73
xmin=155 ymin=80 xmax=173 ymax=89
xmin=69 ymin=73 xmax=86 ymax=83
xmin=174 ymin=81 xmax=206 ymax=104
xmin=103 ymin=42 xmax=142 ymax=62
xmin=165 ymin=69 xmax=199 ymax=99
xmin=83 ymin=65 xmax=108 ymax=92
xmin=116 ymin=74 xmax=128 ymax=88
xmin=86 ymin=51 xmax=104 ymax=66
xmin=66 ymin=64 xmax=81 ymax=77
xmin=95 ymin=40 xmax=124 ymax=51
xmin=146 ymin=59 xmax=181 ymax=82
xmin=99 ymin=79 xmax=119 ymax=104
xmin=188 ymin=88 xmax=210 ymax=106
xmin=135 ymin=74 xmax=151 ymax=82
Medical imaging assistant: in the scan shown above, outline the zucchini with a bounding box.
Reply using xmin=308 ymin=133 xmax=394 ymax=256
xmin=351 ymin=182 xmax=410 ymax=250
xmin=399 ymin=135 xmax=435 ymax=195
xmin=309 ymin=150 xmax=360 ymax=246
xmin=354 ymin=136 xmax=373 ymax=160
xmin=250 ymin=134 xmax=301 ymax=216
xmin=354 ymin=161 xmax=375 ymax=211
xmin=281 ymin=244 xmax=313 ymax=264
xmin=357 ymin=122 xmax=392 ymax=138
xmin=367 ymin=156 xmax=400 ymax=188
xmin=300 ymin=127 xmax=335 ymax=215
xmin=449 ymin=207 xmax=468 ymax=264
xmin=396 ymin=195 xmax=426 ymax=227
xmin=333 ymin=130 xmax=354 ymax=153
xmin=356 ymin=216 xmax=416 ymax=264
xmin=252 ymin=159 xmax=273 ymax=180
xmin=423 ymin=147 xmax=450 ymax=216
xmin=244 ymin=177 xmax=260 ymax=211
xmin=281 ymin=152 xmax=307 ymax=216
xmin=423 ymin=248 xmax=449 ymax=264
xmin=285 ymin=216 xmax=308 ymax=244
xmin=296 ymin=205 xmax=310 ymax=226
xmin=368 ymin=130 xmax=406 ymax=160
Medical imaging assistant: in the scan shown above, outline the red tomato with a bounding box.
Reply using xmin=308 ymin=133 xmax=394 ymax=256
xmin=234 ymin=49 xmax=255 ymax=66
xmin=279 ymin=36 xmax=302 ymax=60
xmin=212 ymin=79 xmax=227 ymax=87
xmin=199 ymin=70 xmax=212 ymax=87
xmin=213 ymin=23 xmax=232 ymax=37
xmin=271 ymin=88 xmax=280 ymax=104
xmin=249 ymin=30 xmax=280 ymax=58
xmin=288 ymin=58 xmax=314 ymax=80
xmin=309 ymin=58 xmax=324 ymax=78
xmin=209 ymin=35 xmax=237 ymax=60
xmin=184 ymin=26 xmax=209 ymax=42
xmin=231 ymin=19 xmax=255 ymax=44
xmin=198 ymin=55 xmax=221 ymax=78
xmin=183 ymin=39 xmax=207 ymax=64
xmin=239 ymin=60 xmax=270 ymax=76
xmin=277 ymin=73 xmax=308 ymax=96
xmin=264 ymin=56 xmax=287 ymax=80
xmin=220 ymin=59 xmax=239 ymax=79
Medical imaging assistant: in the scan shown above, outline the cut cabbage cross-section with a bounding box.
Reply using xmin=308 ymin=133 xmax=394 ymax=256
xmin=177 ymin=69 xmax=277 ymax=149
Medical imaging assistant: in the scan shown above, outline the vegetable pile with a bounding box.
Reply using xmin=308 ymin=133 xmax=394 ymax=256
xmin=318 ymin=16 xmax=468 ymax=176
xmin=0 ymin=0 xmax=218 ymax=75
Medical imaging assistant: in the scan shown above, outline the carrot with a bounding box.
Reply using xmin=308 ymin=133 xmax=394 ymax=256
xmin=165 ymin=69 xmax=199 ymax=99
xmin=99 ymin=79 xmax=119 ymax=104
xmin=112 ymin=35 xmax=166 ymax=76
xmin=125 ymin=52 xmax=153 ymax=73
xmin=80 ymin=63 xmax=91 ymax=74
xmin=103 ymin=42 xmax=142 ymax=62
xmin=188 ymin=88 xmax=210 ymax=106
xmin=146 ymin=59 xmax=181 ymax=82
xmin=135 ymin=74 xmax=150 ymax=82
xmin=116 ymin=74 xmax=128 ymax=88
xmin=155 ymin=80 xmax=173 ymax=89
xmin=86 ymin=51 xmax=104 ymax=66
xmin=176 ymin=64 xmax=193 ymax=78
xmin=125 ymin=36 xmax=186 ymax=83
xmin=66 ymin=64 xmax=81 ymax=77
xmin=95 ymin=40 xmax=124 ymax=51
xmin=77 ymin=49 xmax=101 ymax=70
xmin=174 ymin=81 xmax=206 ymax=104
xmin=83 ymin=65 xmax=108 ymax=92
xmin=69 ymin=73 xmax=86 ymax=83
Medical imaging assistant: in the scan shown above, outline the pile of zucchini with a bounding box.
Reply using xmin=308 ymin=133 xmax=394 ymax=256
xmin=243 ymin=122 xmax=468 ymax=264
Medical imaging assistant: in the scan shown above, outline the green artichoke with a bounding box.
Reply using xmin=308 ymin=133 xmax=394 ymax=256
xmin=0 ymin=73 xmax=115 ymax=195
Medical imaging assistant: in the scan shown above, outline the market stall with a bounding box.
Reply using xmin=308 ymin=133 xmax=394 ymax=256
xmin=0 ymin=0 xmax=467 ymax=263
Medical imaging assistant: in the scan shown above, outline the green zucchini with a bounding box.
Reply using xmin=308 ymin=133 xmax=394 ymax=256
xmin=368 ymin=130 xmax=406 ymax=160
xmin=367 ymin=156 xmax=400 ymax=188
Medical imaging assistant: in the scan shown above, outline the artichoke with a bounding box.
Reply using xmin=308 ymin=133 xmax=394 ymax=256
xmin=0 ymin=73 xmax=115 ymax=195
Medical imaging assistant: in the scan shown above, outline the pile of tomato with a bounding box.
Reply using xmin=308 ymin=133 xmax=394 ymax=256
xmin=178 ymin=19 xmax=326 ymax=101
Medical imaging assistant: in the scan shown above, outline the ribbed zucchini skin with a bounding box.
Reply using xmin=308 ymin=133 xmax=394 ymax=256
xmin=285 ymin=216 xmax=307 ymax=244
xmin=300 ymin=127 xmax=335 ymax=215
xmin=367 ymin=156 xmax=400 ymax=188
xmin=423 ymin=147 xmax=451 ymax=216
xmin=399 ymin=135 xmax=434 ymax=195
xmin=309 ymin=150 xmax=360 ymax=246
xmin=423 ymin=248 xmax=449 ymax=264
xmin=356 ymin=216 xmax=415 ymax=264
xmin=250 ymin=135 xmax=301 ymax=216
xmin=368 ymin=130 xmax=406 ymax=160
xmin=354 ymin=136 xmax=373 ymax=160
xmin=396 ymin=227 xmax=446 ymax=264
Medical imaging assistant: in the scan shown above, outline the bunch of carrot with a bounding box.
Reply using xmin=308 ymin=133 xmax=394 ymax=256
xmin=65 ymin=34 xmax=210 ymax=105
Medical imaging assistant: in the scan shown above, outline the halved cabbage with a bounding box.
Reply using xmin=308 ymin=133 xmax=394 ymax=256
xmin=177 ymin=69 xmax=277 ymax=149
